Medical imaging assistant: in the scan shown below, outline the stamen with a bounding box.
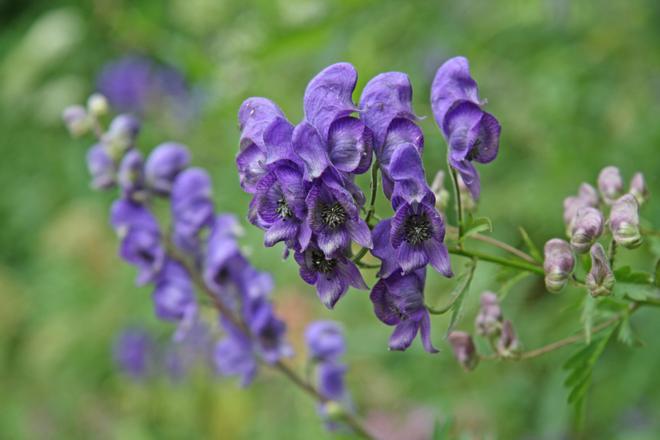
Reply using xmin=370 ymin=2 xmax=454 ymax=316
xmin=276 ymin=198 xmax=293 ymax=219
xmin=320 ymin=203 xmax=347 ymax=230
xmin=404 ymin=213 xmax=432 ymax=245
xmin=311 ymin=251 xmax=337 ymax=274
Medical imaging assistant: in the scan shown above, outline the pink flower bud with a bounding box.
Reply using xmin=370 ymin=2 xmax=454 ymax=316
xmin=543 ymin=239 xmax=575 ymax=293
xmin=609 ymin=194 xmax=642 ymax=249
xmin=598 ymin=166 xmax=623 ymax=205
xmin=497 ymin=320 xmax=519 ymax=356
xmin=629 ymin=172 xmax=648 ymax=205
xmin=475 ymin=291 xmax=502 ymax=337
xmin=447 ymin=331 xmax=478 ymax=371
xmin=570 ymin=207 xmax=604 ymax=253
xmin=578 ymin=183 xmax=599 ymax=207
xmin=62 ymin=105 xmax=90 ymax=137
xmin=586 ymin=243 xmax=615 ymax=297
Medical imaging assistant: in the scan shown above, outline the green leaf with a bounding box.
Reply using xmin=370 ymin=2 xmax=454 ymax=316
xmin=446 ymin=260 xmax=477 ymax=333
xmin=460 ymin=216 xmax=492 ymax=241
xmin=498 ymin=271 xmax=531 ymax=301
xmin=654 ymin=259 xmax=660 ymax=287
xmin=617 ymin=315 xmax=634 ymax=347
xmin=518 ymin=226 xmax=543 ymax=262
xmin=614 ymin=266 xmax=652 ymax=284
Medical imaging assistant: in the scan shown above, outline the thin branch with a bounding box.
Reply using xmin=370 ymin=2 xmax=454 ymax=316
xmin=446 ymin=225 xmax=540 ymax=265
xmin=447 ymin=246 xmax=545 ymax=275
xmin=449 ymin=166 xmax=464 ymax=248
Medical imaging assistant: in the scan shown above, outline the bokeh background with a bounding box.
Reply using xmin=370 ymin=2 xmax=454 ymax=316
xmin=1 ymin=0 xmax=660 ymax=438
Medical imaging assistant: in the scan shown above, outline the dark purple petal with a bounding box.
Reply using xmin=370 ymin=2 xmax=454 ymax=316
xmin=425 ymin=239 xmax=453 ymax=277
xmin=316 ymin=273 xmax=345 ymax=309
xmin=318 ymin=362 xmax=347 ymax=400
xmin=388 ymin=319 xmax=419 ymax=351
xmin=431 ymin=56 xmax=480 ymax=131
xmin=347 ymin=218 xmax=373 ymax=249
xmin=450 ymin=158 xmax=480 ymax=200
xmin=264 ymin=219 xmax=299 ymax=247
xmin=470 ymin=111 xmax=500 ymax=164
xmin=371 ymin=219 xmax=399 ymax=278
xmin=292 ymin=122 xmax=330 ymax=180
xmin=336 ymin=258 xmax=368 ymax=290
xmin=390 ymin=203 xmax=411 ymax=249
xmin=145 ymin=142 xmax=190 ymax=195
xmin=303 ymin=63 xmax=358 ymax=138
xmin=118 ymin=149 xmax=147 ymax=201
xmin=236 ymin=143 xmax=267 ymax=193
xmin=419 ymin=313 xmax=438 ymax=353
xmin=305 ymin=321 xmax=346 ymax=361
xmin=443 ymin=100 xmax=484 ymax=160
xmin=87 ymin=144 xmax=116 ymax=189
xmin=397 ymin=242 xmax=429 ymax=274
xmin=317 ymin=228 xmax=351 ymax=257
xmin=110 ymin=199 xmax=158 ymax=233
xmin=359 ymin=72 xmax=416 ymax=146
xmin=370 ymin=279 xmax=401 ymax=325
xmin=327 ymin=117 xmax=373 ymax=174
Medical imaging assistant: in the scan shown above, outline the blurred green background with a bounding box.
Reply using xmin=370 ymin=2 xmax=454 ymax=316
xmin=1 ymin=0 xmax=660 ymax=438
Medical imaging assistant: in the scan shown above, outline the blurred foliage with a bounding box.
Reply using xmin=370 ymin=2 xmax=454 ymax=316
xmin=2 ymin=0 xmax=660 ymax=438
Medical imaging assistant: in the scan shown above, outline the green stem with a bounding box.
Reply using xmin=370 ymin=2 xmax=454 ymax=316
xmin=447 ymin=246 xmax=545 ymax=275
xmin=427 ymin=258 xmax=477 ymax=314
xmin=353 ymin=161 xmax=379 ymax=265
xmin=445 ymin=225 xmax=540 ymax=266
xmin=449 ymin=166 xmax=464 ymax=247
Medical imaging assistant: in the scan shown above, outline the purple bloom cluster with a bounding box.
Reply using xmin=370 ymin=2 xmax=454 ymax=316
xmin=431 ymin=57 xmax=501 ymax=200
xmin=70 ymin=102 xmax=291 ymax=387
xmin=236 ymin=64 xmax=375 ymax=309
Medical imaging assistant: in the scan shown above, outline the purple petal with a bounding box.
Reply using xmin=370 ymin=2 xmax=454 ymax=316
xmin=390 ymin=204 xmax=412 ymax=249
xmin=388 ymin=319 xmax=419 ymax=351
xmin=431 ymin=56 xmax=480 ymax=131
xmin=292 ymin=122 xmax=330 ymax=180
xmin=316 ymin=274 xmax=346 ymax=309
xmin=327 ymin=117 xmax=373 ymax=174
xmin=337 ymin=259 xmax=368 ymax=290
xmin=371 ymin=219 xmax=399 ymax=278
xmin=317 ymin=229 xmax=351 ymax=258
xmin=443 ymin=100 xmax=484 ymax=160
xmin=303 ymin=63 xmax=358 ymax=138
xmin=424 ymin=239 xmax=453 ymax=277
xmin=263 ymin=116 xmax=296 ymax=166
xmin=397 ymin=242 xmax=429 ymax=274
xmin=379 ymin=118 xmax=424 ymax=167
xmin=236 ymin=143 xmax=266 ymax=193
xmin=238 ymin=97 xmax=284 ymax=148
xmin=450 ymin=159 xmax=481 ymax=200
xmin=359 ymin=72 xmax=416 ymax=146
xmin=264 ymin=219 xmax=299 ymax=247
xmin=370 ymin=279 xmax=400 ymax=325
xmin=470 ymin=111 xmax=501 ymax=164
xmin=347 ymin=218 xmax=373 ymax=249
xmin=419 ymin=313 xmax=438 ymax=353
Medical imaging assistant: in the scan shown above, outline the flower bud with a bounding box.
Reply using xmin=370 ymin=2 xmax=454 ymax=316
xmin=87 ymin=93 xmax=109 ymax=117
xmin=145 ymin=142 xmax=191 ymax=196
xmin=447 ymin=331 xmax=479 ymax=371
xmin=609 ymin=194 xmax=642 ymax=249
xmin=430 ymin=170 xmax=451 ymax=212
xmin=118 ymin=150 xmax=147 ymax=202
xmin=629 ymin=172 xmax=648 ymax=205
xmin=597 ymin=166 xmax=623 ymax=205
xmin=586 ymin=243 xmax=615 ymax=297
xmin=475 ymin=291 xmax=502 ymax=337
xmin=570 ymin=207 xmax=604 ymax=253
xmin=578 ymin=183 xmax=599 ymax=207
xmin=103 ymin=114 xmax=141 ymax=158
xmin=543 ymin=239 xmax=575 ymax=293
xmin=62 ymin=105 xmax=90 ymax=137
xmin=497 ymin=320 xmax=519 ymax=356
xmin=86 ymin=143 xmax=116 ymax=189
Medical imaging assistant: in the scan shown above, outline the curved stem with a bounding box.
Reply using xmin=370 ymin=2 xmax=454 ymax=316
xmin=447 ymin=246 xmax=545 ymax=275
xmin=353 ymin=161 xmax=380 ymax=265
xmin=449 ymin=167 xmax=464 ymax=248
xmin=427 ymin=258 xmax=477 ymax=315
xmin=167 ymin=240 xmax=375 ymax=439
xmin=446 ymin=225 xmax=540 ymax=265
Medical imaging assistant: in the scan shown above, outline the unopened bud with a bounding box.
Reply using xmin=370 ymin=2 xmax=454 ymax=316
xmin=497 ymin=320 xmax=519 ymax=356
xmin=543 ymin=239 xmax=575 ymax=293
xmin=87 ymin=93 xmax=109 ymax=116
xmin=578 ymin=183 xmax=599 ymax=207
xmin=86 ymin=144 xmax=116 ymax=189
xmin=570 ymin=207 xmax=604 ymax=253
xmin=431 ymin=170 xmax=450 ymax=212
xmin=586 ymin=243 xmax=615 ymax=297
xmin=447 ymin=331 xmax=479 ymax=371
xmin=598 ymin=166 xmax=623 ymax=205
xmin=475 ymin=291 xmax=502 ymax=337
xmin=62 ymin=105 xmax=90 ymax=137
xmin=609 ymin=194 xmax=642 ymax=249
xmin=629 ymin=172 xmax=648 ymax=205
xmin=103 ymin=114 xmax=141 ymax=158
xmin=118 ymin=150 xmax=147 ymax=202
xmin=145 ymin=143 xmax=191 ymax=196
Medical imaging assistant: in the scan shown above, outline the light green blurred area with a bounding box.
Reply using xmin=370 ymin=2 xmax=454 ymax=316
xmin=1 ymin=0 xmax=660 ymax=438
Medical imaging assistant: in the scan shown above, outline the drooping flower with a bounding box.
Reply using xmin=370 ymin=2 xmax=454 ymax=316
xmin=118 ymin=149 xmax=148 ymax=202
xmin=431 ymin=56 xmax=501 ymax=200
xmin=597 ymin=166 xmax=623 ymax=205
xmin=388 ymin=143 xmax=434 ymax=209
xmin=586 ymin=243 xmax=615 ymax=297
xmin=370 ymin=269 xmax=437 ymax=353
xmin=496 ymin=320 xmax=519 ymax=356
xmin=86 ymin=143 xmax=116 ymax=189
xmin=629 ymin=172 xmax=649 ymax=205
xmin=475 ymin=291 xmax=502 ymax=337
xmin=543 ymin=238 xmax=575 ymax=293
xmin=302 ymin=174 xmax=372 ymax=257
xmin=294 ymin=244 xmax=367 ymax=309
xmin=152 ymin=259 xmax=198 ymax=338
xmin=171 ymin=168 xmax=215 ymax=252
xmin=609 ymin=194 xmax=642 ymax=249
xmin=214 ymin=318 xmax=258 ymax=387
xmin=114 ymin=327 xmax=153 ymax=379
xmin=243 ymin=296 xmax=292 ymax=364
xmin=305 ymin=321 xmax=345 ymax=362
xmin=390 ymin=201 xmax=452 ymax=276
xmin=144 ymin=142 xmax=191 ymax=196
xmin=447 ymin=331 xmax=478 ymax=371
xmin=318 ymin=361 xmax=348 ymax=401
xmin=569 ymin=207 xmax=604 ymax=253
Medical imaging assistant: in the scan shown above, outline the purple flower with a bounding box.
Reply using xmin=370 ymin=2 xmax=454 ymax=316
xmin=431 ymin=57 xmax=501 ymax=200
xmin=318 ymin=361 xmax=348 ymax=401
xmin=370 ymin=270 xmax=437 ymax=353
xmin=447 ymin=331 xmax=478 ymax=371
xmin=244 ymin=297 xmax=292 ymax=364
xmin=294 ymin=245 xmax=367 ymax=309
xmin=629 ymin=172 xmax=649 ymax=205
xmin=563 ymin=183 xmax=599 ymax=230
xmin=390 ymin=202 xmax=452 ymax=276
xmin=102 ymin=114 xmax=141 ymax=157
xmin=114 ymin=328 xmax=153 ymax=378
xmin=86 ymin=143 xmax=116 ymax=189
xmin=171 ymin=168 xmax=215 ymax=252
xmin=597 ymin=166 xmax=623 ymax=205
xmin=118 ymin=149 xmax=148 ymax=202
xmin=110 ymin=199 xmax=165 ymax=285
xmin=253 ymin=163 xmax=308 ymax=249
xmin=302 ymin=174 xmax=372 ymax=257
xmin=496 ymin=320 xmax=519 ymax=356
xmin=475 ymin=291 xmax=502 ymax=337
xmin=388 ymin=143 xmax=435 ymax=209
xmin=203 ymin=215 xmax=247 ymax=300
xmin=305 ymin=321 xmax=345 ymax=362
xmin=371 ymin=219 xmax=400 ymax=279
xmin=144 ymin=142 xmax=191 ymax=196
xmin=543 ymin=238 xmax=575 ymax=293
xmin=586 ymin=243 xmax=615 ymax=297
xmin=236 ymin=98 xmax=287 ymax=193
xmin=569 ymin=207 xmax=604 ymax=253
xmin=609 ymin=194 xmax=642 ymax=249
xmin=214 ymin=318 xmax=258 ymax=387
xmin=152 ymin=260 xmax=197 ymax=337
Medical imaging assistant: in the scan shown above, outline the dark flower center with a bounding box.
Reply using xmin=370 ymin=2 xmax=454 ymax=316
xmin=311 ymin=251 xmax=337 ymax=274
xmin=276 ymin=198 xmax=292 ymax=219
xmin=404 ymin=214 xmax=432 ymax=245
xmin=320 ymin=203 xmax=347 ymax=230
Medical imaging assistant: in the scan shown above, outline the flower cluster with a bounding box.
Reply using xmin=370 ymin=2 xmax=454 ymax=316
xmin=305 ymin=321 xmax=352 ymax=430
xmin=431 ymin=56 xmax=502 ymax=200
xmin=64 ymin=95 xmax=291 ymax=387
xmin=545 ymin=166 xmax=647 ymax=295
xmin=236 ymin=64 xmax=376 ymax=309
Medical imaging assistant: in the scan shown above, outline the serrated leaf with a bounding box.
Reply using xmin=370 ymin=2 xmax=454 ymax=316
xmin=567 ymin=372 xmax=592 ymax=404
xmin=518 ymin=226 xmax=543 ymax=262
xmin=460 ymin=216 xmax=492 ymax=241
xmin=625 ymin=288 xmax=651 ymax=301
xmin=614 ymin=266 xmax=652 ymax=284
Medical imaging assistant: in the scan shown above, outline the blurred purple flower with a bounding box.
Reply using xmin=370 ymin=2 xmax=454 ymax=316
xmin=145 ymin=142 xmax=191 ymax=196
xmin=114 ymin=328 xmax=153 ymax=379
xmin=305 ymin=321 xmax=345 ymax=362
